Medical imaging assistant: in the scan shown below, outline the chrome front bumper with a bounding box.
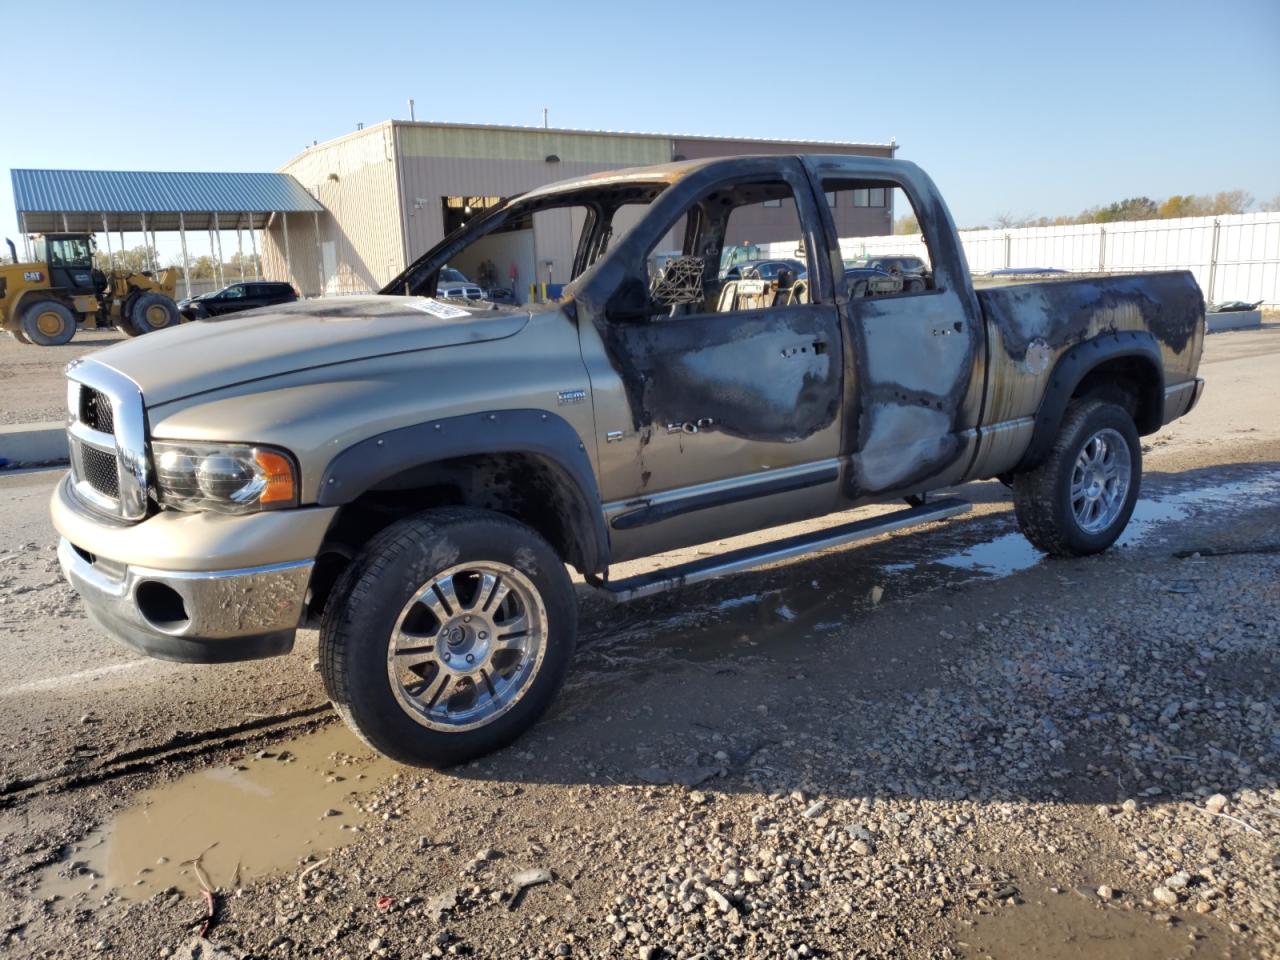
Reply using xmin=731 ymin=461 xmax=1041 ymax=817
xmin=57 ymin=537 xmax=313 ymax=663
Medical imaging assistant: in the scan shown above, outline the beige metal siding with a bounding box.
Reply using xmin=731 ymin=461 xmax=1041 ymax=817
xmin=674 ymin=137 xmax=895 ymax=243
xmin=394 ymin=123 xmax=671 ymax=273
xmin=264 ymin=124 xmax=405 ymax=295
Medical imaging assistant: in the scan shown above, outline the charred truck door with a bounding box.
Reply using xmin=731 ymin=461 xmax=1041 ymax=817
xmin=805 ymin=157 xmax=985 ymax=502
xmin=577 ymin=158 xmax=845 ymax=562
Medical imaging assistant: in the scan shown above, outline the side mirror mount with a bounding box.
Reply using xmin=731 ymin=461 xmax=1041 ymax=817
xmin=605 ymin=275 xmax=658 ymax=323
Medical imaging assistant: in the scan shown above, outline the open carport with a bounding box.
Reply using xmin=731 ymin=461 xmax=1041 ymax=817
xmin=10 ymin=168 xmax=325 ymax=299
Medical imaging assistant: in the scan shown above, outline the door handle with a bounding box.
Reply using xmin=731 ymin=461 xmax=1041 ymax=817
xmin=931 ymin=321 xmax=964 ymax=337
xmin=781 ymin=341 xmax=826 ymax=358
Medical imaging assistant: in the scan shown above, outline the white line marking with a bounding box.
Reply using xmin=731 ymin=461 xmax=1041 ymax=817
xmin=0 ymin=660 xmax=152 ymax=696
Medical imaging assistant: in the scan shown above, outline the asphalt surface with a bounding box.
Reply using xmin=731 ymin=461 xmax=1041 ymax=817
xmin=0 ymin=323 xmax=1277 ymax=958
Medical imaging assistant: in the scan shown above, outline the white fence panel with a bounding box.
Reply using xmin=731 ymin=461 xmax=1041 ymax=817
xmin=763 ymin=211 xmax=1280 ymax=305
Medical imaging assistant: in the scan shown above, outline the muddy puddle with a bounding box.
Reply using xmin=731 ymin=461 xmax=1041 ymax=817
xmin=958 ymin=887 xmax=1224 ymax=959
xmin=37 ymin=724 xmax=395 ymax=903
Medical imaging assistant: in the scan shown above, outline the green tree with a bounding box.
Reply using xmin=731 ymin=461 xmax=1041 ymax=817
xmin=1094 ymin=197 xmax=1158 ymax=223
xmin=893 ymin=213 xmax=919 ymax=235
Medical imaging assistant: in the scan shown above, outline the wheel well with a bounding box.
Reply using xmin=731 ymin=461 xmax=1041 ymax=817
xmin=308 ymin=452 xmax=597 ymax=621
xmin=1070 ymin=356 xmax=1163 ymax=435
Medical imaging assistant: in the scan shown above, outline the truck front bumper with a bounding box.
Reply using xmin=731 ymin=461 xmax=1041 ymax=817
xmin=52 ymin=474 xmax=332 ymax=663
xmin=58 ymin=538 xmax=313 ymax=663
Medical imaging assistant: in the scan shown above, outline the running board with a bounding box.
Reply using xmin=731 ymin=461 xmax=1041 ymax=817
xmin=593 ymin=497 xmax=971 ymax=603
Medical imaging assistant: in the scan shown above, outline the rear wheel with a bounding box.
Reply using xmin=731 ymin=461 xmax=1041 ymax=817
xmin=319 ymin=508 xmax=577 ymax=767
xmin=128 ymin=292 xmax=180 ymax=334
xmin=20 ymin=300 xmax=76 ymax=346
xmin=1013 ymin=399 xmax=1141 ymax=557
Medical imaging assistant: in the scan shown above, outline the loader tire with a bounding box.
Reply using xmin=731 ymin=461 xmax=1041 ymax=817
xmin=128 ymin=292 xmax=180 ymax=334
xmin=20 ymin=300 xmax=76 ymax=346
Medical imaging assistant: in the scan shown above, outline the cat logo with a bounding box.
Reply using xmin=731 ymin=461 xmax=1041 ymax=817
xmin=23 ymin=270 xmax=44 ymax=282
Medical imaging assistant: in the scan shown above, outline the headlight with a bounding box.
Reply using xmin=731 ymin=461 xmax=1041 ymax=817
xmin=153 ymin=441 xmax=298 ymax=514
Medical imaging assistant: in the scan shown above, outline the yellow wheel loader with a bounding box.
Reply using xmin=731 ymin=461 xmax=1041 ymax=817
xmin=1 ymin=234 xmax=181 ymax=346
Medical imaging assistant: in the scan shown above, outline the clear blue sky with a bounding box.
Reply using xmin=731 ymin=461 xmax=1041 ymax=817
xmin=2 ymin=0 xmax=1277 ymax=249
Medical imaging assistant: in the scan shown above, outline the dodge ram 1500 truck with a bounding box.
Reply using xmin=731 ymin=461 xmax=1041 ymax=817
xmin=52 ymin=155 xmax=1205 ymax=766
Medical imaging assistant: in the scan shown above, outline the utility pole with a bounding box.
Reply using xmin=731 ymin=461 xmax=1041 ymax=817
xmin=542 ymin=107 xmax=548 ymax=129
xmin=408 ymin=98 xmax=415 ymax=122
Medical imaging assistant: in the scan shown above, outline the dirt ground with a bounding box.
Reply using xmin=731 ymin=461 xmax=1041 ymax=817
xmin=0 ymin=329 xmax=126 ymax=425
xmin=0 ymin=324 xmax=1277 ymax=959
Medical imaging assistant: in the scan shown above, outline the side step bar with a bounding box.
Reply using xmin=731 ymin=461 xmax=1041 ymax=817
xmin=593 ymin=497 xmax=970 ymax=603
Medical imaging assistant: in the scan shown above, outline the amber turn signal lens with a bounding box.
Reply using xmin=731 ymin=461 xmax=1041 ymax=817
xmin=254 ymin=449 xmax=296 ymax=504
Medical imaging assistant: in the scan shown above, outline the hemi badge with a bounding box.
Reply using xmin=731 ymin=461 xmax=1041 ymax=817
xmin=557 ymin=389 xmax=587 ymax=405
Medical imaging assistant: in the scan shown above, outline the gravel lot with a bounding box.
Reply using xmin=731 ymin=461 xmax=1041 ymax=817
xmin=0 ymin=324 xmax=1276 ymax=959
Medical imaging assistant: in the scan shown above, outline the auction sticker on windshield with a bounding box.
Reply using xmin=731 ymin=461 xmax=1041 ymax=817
xmin=410 ymin=298 xmax=472 ymax=319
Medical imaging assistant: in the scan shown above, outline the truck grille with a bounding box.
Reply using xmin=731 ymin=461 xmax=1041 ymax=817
xmin=66 ymin=360 xmax=149 ymax=520
xmin=80 ymin=387 xmax=115 ymax=433
xmin=80 ymin=445 xmax=121 ymax=499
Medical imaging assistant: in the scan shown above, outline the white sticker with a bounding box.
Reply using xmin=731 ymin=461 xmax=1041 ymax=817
xmin=409 ymin=297 xmax=471 ymax=320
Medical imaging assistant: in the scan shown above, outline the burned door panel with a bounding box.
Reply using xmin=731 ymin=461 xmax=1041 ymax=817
xmin=579 ymin=302 xmax=844 ymax=562
xmin=845 ymin=291 xmax=983 ymax=498
xmin=602 ymin=306 xmax=841 ymax=444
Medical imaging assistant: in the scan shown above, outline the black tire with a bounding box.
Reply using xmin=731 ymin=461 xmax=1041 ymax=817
xmin=20 ymin=300 xmax=76 ymax=346
xmin=128 ymin=292 xmax=181 ymax=334
xmin=319 ymin=507 xmax=577 ymax=767
xmin=1012 ymin=399 xmax=1141 ymax=557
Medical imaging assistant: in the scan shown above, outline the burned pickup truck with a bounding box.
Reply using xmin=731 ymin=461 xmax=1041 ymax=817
xmin=52 ymin=155 xmax=1204 ymax=766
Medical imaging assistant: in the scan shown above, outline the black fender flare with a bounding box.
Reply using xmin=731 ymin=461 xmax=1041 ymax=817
xmin=1017 ymin=330 xmax=1164 ymax=471
xmin=315 ymin=409 xmax=609 ymax=575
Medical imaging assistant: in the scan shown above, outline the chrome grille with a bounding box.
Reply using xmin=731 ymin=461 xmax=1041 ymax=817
xmin=80 ymin=387 xmax=114 ymax=433
xmin=80 ymin=445 xmax=120 ymax=499
xmin=66 ymin=360 xmax=149 ymax=521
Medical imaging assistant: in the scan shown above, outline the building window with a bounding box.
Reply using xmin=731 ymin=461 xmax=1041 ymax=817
xmin=825 ymin=191 xmax=837 ymax=208
xmin=853 ymin=188 xmax=869 ymax=207
xmin=868 ymin=187 xmax=886 ymax=207
xmin=763 ymin=198 xmax=782 ymax=208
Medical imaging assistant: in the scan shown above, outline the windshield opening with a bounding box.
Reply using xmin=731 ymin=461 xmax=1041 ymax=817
xmin=383 ymin=180 xmax=670 ymax=306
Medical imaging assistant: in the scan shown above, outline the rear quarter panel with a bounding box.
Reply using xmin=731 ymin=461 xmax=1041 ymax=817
xmin=971 ymin=271 xmax=1204 ymax=477
xmin=978 ymin=270 xmax=1203 ymax=423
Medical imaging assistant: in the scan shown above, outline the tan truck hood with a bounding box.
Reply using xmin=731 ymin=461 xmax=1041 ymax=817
xmin=94 ymin=296 xmax=531 ymax=405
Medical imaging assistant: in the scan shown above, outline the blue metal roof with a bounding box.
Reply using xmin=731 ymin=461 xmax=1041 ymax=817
xmin=11 ymin=168 xmax=323 ymax=232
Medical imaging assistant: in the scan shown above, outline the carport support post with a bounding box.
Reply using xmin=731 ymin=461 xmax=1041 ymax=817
xmin=140 ymin=213 xmax=151 ymax=272
xmin=178 ymin=212 xmax=192 ymax=300
xmin=213 ymin=212 xmax=225 ymax=289
xmin=281 ymin=211 xmax=293 ymax=289
xmin=248 ymin=214 xmax=259 ymax=279
xmin=236 ymin=222 xmax=245 ymax=282
xmin=20 ymin=213 xmax=30 ymax=260
xmin=101 ymin=214 xmax=113 ymax=269
xmin=314 ymin=211 xmax=324 ymax=297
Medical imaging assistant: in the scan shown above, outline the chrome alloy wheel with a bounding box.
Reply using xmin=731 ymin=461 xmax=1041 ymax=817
xmin=386 ymin=562 xmax=547 ymax=732
xmin=1070 ymin=427 xmax=1131 ymax=534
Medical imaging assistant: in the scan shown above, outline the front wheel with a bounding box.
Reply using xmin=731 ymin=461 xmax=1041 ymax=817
xmin=127 ymin=292 xmax=181 ymax=334
xmin=319 ymin=508 xmax=577 ymax=767
xmin=1012 ymin=399 xmax=1141 ymax=557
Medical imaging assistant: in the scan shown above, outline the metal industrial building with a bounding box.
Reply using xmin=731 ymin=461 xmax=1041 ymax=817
xmin=264 ymin=121 xmax=897 ymax=299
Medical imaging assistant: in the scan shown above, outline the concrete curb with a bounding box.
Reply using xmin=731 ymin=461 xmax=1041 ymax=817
xmin=0 ymin=421 xmax=68 ymax=468
xmin=1207 ymin=309 xmax=1262 ymax=333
